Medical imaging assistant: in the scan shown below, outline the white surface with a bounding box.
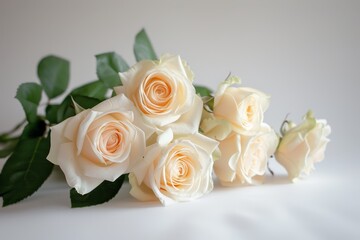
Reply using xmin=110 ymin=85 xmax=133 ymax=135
xmin=0 ymin=161 xmax=359 ymax=240
xmin=0 ymin=0 xmax=359 ymax=239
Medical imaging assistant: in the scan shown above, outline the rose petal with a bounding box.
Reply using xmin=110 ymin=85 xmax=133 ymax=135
xmin=63 ymin=110 xmax=88 ymax=142
xmin=76 ymin=110 xmax=99 ymax=156
xmin=132 ymin=145 xmax=161 ymax=184
xmin=143 ymin=113 xmax=180 ymax=127
xmin=214 ymin=133 xmax=241 ymax=183
xmin=127 ymin=126 xmax=146 ymax=170
xmin=160 ymin=55 xmax=193 ymax=82
xmin=132 ymin=113 xmax=156 ymax=140
xmin=114 ymin=86 xmax=125 ymax=95
xmin=214 ymin=75 xmax=241 ymax=106
xmin=200 ymin=116 xmax=232 ymax=141
xmin=48 ymin=119 xmax=69 ymax=165
xmin=59 ymin=143 xmax=103 ymax=194
xmin=120 ymin=60 xmax=156 ymax=86
xmin=276 ymin=132 xmax=311 ymax=180
xmin=157 ymin=128 xmax=173 ymax=147
xmin=165 ymin=95 xmax=203 ymax=134
xmin=148 ymin=164 xmax=176 ymax=206
xmin=129 ymin=173 xmax=157 ymax=201
xmin=182 ymin=132 xmax=219 ymax=157
xmin=79 ymin=154 xmax=129 ymax=182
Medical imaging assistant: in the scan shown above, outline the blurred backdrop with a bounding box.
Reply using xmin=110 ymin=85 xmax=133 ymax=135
xmin=0 ymin=0 xmax=359 ymax=165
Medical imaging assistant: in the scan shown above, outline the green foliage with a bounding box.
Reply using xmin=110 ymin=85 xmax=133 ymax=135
xmin=37 ymin=55 xmax=70 ymax=99
xmin=70 ymin=175 xmax=126 ymax=208
xmin=45 ymin=81 xmax=106 ymax=124
xmin=45 ymin=104 xmax=61 ymax=124
xmin=134 ymin=28 xmax=157 ymax=62
xmin=15 ymin=83 xmax=42 ymax=123
xmin=0 ymin=120 xmax=53 ymax=206
xmin=195 ymin=85 xmax=213 ymax=97
xmin=46 ymin=95 xmax=102 ymax=124
xmin=71 ymin=80 xmax=108 ymax=100
xmin=20 ymin=119 xmax=47 ymax=140
xmin=51 ymin=96 xmax=75 ymax=123
xmin=96 ymin=52 xmax=129 ymax=88
xmin=0 ymin=29 xmax=161 ymax=207
xmin=0 ymin=139 xmax=19 ymax=159
xmin=71 ymin=95 xmax=102 ymax=110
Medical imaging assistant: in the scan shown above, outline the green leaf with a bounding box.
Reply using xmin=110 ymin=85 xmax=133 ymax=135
xmin=203 ymin=97 xmax=214 ymax=113
xmin=71 ymin=80 xmax=108 ymax=100
xmin=0 ymin=139 xmax=19 ymax=159
xmin=21 ymin=119 xmax=47 ymax=140
xmin=71 ymin=96 xmax=85 ymax=114
xmin=0 ymin=136 xmax=53 ymax=206
xmin=49 ymin=95 xmax=102 ymax=124
xmin=70 ymin=174 xmax=126 ymax=208
xmin=38 ymin=55 xmax=70 ymax=99
xmin=96 ymin=52 xmax=129 ymax=89
xmin=0 ymin=134 xmax=14 ymax=144
xmin=0 ymin=119 xmax=46 ymax=159
xmin=0 ymin=119 xmax=26 ymax=143
xmin=51 ymin=80 xmax=107 ymax=124
xmin=134 ymin=28 xmax=157 ymax=62
xmin=56 ymin=97 xmax=76 ymax=123
xmin=15 ymin=83 xmax=42 ymax=123
xmin=195 ymin=85 xmax=213 ymax=97
xmin=71 ymin=95 xmax=102 ymax=110
xmin=46 ymin=104 xmax=61 ymax=124
xmin=0 ymin=134 xmax=9 ymax=143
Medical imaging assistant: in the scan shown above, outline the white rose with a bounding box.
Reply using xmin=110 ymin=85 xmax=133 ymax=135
xmin=129 ymin=129 xmax=218 ymax=206
xmin=115 ymin=54 xmax=202 ymax=135
xmin=47 ymin=94 xmax=150 ymax=194
xmin=275 ymin=111 xmax=331 ymax=181
xmin=213 ymin=76 xmax=270 ymax=136
xmin=214 ymin=123 xmax=279 ymax=185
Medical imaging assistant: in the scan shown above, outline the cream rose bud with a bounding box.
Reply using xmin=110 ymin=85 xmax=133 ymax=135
xmin=213 ymin=76 xmax=270 ymax=136
xmin=115 ymin=54 xmax=202 ymax=135
xmin=275 ymin=111 xmax=331 ymax=181
xmin=129 ymin=129 xmax=219 ymax=206
xmin=47 ymin=94 xmax=150 ymax=195
xmin=214 ymin=124 xmax=279 ymax=186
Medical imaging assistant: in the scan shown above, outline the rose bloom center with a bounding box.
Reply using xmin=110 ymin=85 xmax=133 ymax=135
xmin=97 ymin=122 xmax=127 ymax=164
xmin=162 ymin=146 xmax=196 ymax=191
xmin=137 ymin=73 xmax=173 ymax=115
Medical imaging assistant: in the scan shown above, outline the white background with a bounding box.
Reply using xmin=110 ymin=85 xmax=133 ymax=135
xmin=0 ymin=0 xmax=359 ymax=239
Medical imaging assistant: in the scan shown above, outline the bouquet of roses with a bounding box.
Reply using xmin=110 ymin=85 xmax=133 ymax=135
xmin=0 ymin=29 xmax=331 ymax=207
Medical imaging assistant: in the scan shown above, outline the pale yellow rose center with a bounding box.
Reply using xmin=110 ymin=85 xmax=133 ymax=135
xmin=137 ymin=73 xmax=173 ymax=116
xmin=161 ymin=145 xmax=197 ymax=191
xmin=96 ymin=121 xmax=129 ymax=164
xmin=246 ymin=105 xmax=254 ymax=122
xmin=100 ymin=128 xmax=122 ymax=154
xmin=241 ymin=97 xmax=258 ymax=129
